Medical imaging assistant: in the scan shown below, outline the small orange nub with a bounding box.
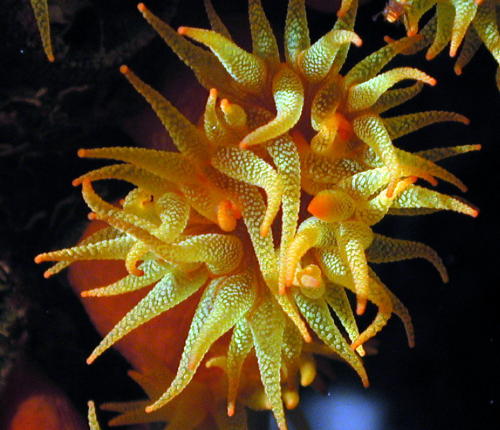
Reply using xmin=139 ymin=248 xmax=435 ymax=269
xmin=119 ymin=65 xmax=129 ymax=74
xmin=356 ymin=296 xmax=367 ymax=316
xmin=77 ymin=148 xmax=87 ymax=158
xmin=137 ymin=3 xmax=147 ymax=12
xmin=307 ymin=193 xmax=333 ymax=220
xmin=227 ymin=402 xmax=235 ymax=417
xmin=48 ymin=54 xmax=55 ymax=63
xmin=471 ymin=208 xmax=480 ymax=218
xmin=71 ymin=178 xmax=81 ymax=187
xmin=384 ymin=35 xmax=396 ymax=44
xmin=209 ymin=88 xmax=218 ymax=98
xmin=43 ymin=271 xmax=52 ymax=279
xmin=34 ymin=255 xmax=44 ymax=264
xmin=177 ymin=26 xmax=188 ymax=35
xmin=239 ymin=141 xmax=249 ymax=150
xmin=220 ymin=98 xmax=230 ymax=109
xmin=145 ymin=406 xmax=154 ymax=414
xmin=428 ymin=77 xmax=437 ymax=86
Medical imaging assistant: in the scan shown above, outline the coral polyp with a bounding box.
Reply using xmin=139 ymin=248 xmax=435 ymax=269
xmin=35 ymin=1 xmax=479 ymax=429
xmin=383 ymin=0 xmax=500 ymax=87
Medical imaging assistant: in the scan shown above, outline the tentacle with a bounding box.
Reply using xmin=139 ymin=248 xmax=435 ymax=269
xmin=211 ymin=147 xmax=283 ymax=237
xmin=249 ymin=0 xmax=280 ymax=64
xmin=404 ymin=0 xmax=437 ymax=37
xmin=383 ymin=110 xmax=469 ymax=140
xmin=347 ymin=68 xmax=436 ymax=112
xmin=392 ymin=185 xmax=479 ymax=217
xmin=330 ymin=0 xmax=358 ymax=74
xmin=240 ymin=66 xmax=304 ymax=148
xmin=73 ymin=164 xmax=173 ymax=196
xmin=303 ymin=153 xmax=363 ymax=184
xmin=472 ymin=0 xmax=500 ymax=63
xmin=226 ymin=319 xmax=254 ymax=417
xmin=417 ymin=144 xmax=481 ymax=162
xmin=178 ymin=27 xmax=267 ymax=94
xmin=298 ymin=30 xmax=362 ymax=82
xmin=120 ymin=66 xmax=210 ymax=161
xmin=39 ymin=227 xmax=122 ymax=278
xmin=454 ymin=26 xmax=482 ymax=74
xmin=248 ymin=298 xmax=287 ymax=430
xmin=366 ymin=233 xmax=448 ymax=282
xmin=324 ymin=283 xmax=365 ymax=356
xmin=77 ymin=147 xmax=196 ymax=184
xmin=449 ymin=0 xmax=478 ymax=57
xmin=267 ymin=137 xmax=302 ymax=293
xmin=284 ymin=0 xmax=310 ymax=64
xmin=145 ymin=278 xmax=222 ymax=412
xmin=30 ymin=0 xmax=54 ymax=62
xmin=372 ymin=82 xmax=424 ymax=114
xmin=203 ymin=0 xmax=232 ymax=39
xmin=334 ymin=221 xmax=374 ymax=315
xmin=426 ymin=1 xmax=454 ymax=60
xmin=294 ymin=291 xmax=369 ymax=387
xmin=87 ymin=401 xmax=101 ymax=430
xmin=34 ymin=236 xmax=134 ymax=264
xmin=81 ymin=261 xmax=170 ymax=297
xmin=137 ymin=3 xmax=238 ymax=99
xmin=188 ymin=272 xmax=256 ymax=369
xmin=344 ymin=35 xmax=421 ymax=86
xmin=155 ymin=192 xmax=191 ymax=242
xmin=86 ymin=269 xmax=208 ymax=364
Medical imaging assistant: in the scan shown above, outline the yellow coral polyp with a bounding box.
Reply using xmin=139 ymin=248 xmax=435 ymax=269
xmin=35 ymin=1 xmax=479 ymax=429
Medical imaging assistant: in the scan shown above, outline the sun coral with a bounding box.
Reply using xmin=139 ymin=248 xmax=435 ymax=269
xmin=35 ymin=1 xmax=479 ymax=429
xmin=383 ymin=0 xmax=500 ymax=88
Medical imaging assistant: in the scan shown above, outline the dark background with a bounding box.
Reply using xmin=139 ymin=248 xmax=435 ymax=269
xmin=0 ymin=0 xmax=498 ymax=429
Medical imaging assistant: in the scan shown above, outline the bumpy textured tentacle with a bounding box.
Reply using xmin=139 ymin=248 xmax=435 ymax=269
xmin=405 ymin=0 xmax=437 ymax=36
xmin=73 ymin=164 xmax=173 ymax=196
xmin=86 ymin=269 xmax=208 ymax=364
xmin=145 ymin=278 xmax=222 ymax=412
xmin=87 ymin=401 xmax=101 ymax=430
xmin=178 ymin=27 xmax=267 ymax=94
xmin=240 ymin=65 xmax=304 ymax=148
xmin=383 ymin=111 xmax=469 ymax=140
xmin=372 ymin=82 xmax=424 ymax=114
xmin=120 ymin=66 xmax=210 ymax=161
xmin=324 ymin=283 xmax=365 ymax=355
xmin=298 ymin=30 xmax=362 ymax=82
xmin=203 ymin=0 xmax=232 ymax=39
xmin=347 ymin=68 xmax=436 ymax=112
xmin=417 ymin=144 xmax=481 ymax=162
xmin=449 ymin=0 xmax=478 ymax=57
xmin=294 ymin=291 xmax=369 ymax=387
xmin=226 ymin=319 xmax=254 ymax=416
xmin=392 ymin=185 xmax=479 ymax=217
xmin=366 ymin=233 xmax=449 ymax=282
xmin=81 ymin=260 xmax=170 ymax=297
xmin=330 ymin=0 xmax=358 ymax=74
xmin=472 ymin=0 xmax=500 ymax=64
xmin=267 ymin=137 xmax=302 ymax=293
xmin=211 ymin=147 xmax=283 ymax=237
xmin=137 ymin=3 xmax=239 ymax=99
xmin=30 ymin=0 xmax=54 ymax=62
xmin=285 ymin=0 xmax=310 ymax=64
xmin=78 ymin=147 xmax=197 ymax=184
xmin=426 ymin=1 xmax=454 ymax=60
xmin=454 ymin=27 xmax=483 ymax=74
xmin=248 ymin=298 xmax=287 ymax=430
xmin=249 ymin=0 xmax=280 ymax=64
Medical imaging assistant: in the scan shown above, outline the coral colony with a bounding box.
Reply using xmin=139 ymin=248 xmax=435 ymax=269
xmin=32 ymin=0 xmax=491 ymax=429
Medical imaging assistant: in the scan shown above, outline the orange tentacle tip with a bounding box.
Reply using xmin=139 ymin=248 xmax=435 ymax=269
xmin=356 ymin=296 xmax=367 ymax=316
xmin=177 ymin=26 xmax=188 ymax=36
xmin=77 ymin=148 xmax=88 ymax=158
xmin=119 ymin=65 xmax=130 ymax=75
xmin=137 ymin=3 xmax=147 ymax=13
xmin=227 ymin=402 xmax=235 ymax=417
xmin=307 ymin=192 xmax=334 ymax=220
xmin=209 ymin=88 xmax=218 ymax=98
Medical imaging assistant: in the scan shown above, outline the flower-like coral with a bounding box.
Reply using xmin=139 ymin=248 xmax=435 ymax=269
xmin=383 ymin=0 xmax=500 ymax=87
xmin=35 ymin=0 xmax=478 ymax=429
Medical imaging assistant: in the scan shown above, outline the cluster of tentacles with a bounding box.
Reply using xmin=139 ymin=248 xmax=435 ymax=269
xmin=35 ymin=1 xmax=479 ymax=429
xmin=383 ymin=0 xmax=500 ymax=88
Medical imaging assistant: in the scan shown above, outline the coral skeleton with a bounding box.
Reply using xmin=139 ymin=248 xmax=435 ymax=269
xmin=35 ymin=1 xmax=479 ymax=429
